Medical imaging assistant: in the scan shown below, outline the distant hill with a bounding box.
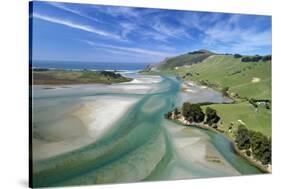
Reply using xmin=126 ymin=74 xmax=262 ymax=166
xmin=148 ymin=49 xmax=215 ymax=71
xmin=32 ymin=70 xmax=132 ymax=85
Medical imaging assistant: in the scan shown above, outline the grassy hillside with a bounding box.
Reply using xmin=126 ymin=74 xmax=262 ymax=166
xmin=152 ymin=49 xmax=214 ymax=70
xmin=32 ymin=70 xmax=132 ymax=85
xmin=164 ymin=55 xmax=271 ymax=100
xmin=202 ymin=102 xmax=271 ymax=137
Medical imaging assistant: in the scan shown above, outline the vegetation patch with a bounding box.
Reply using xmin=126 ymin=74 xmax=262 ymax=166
xmin=235 ymin=125 xmax=271 ymax=165
xmin=32 ymin=69 xmax=132 ymax=85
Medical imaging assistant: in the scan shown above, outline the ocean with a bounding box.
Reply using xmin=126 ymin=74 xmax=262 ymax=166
xmin=32 ymin=60 xmax=151 ymax=71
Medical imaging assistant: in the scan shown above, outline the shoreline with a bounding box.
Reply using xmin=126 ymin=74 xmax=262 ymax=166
xmin=182 ymin=80 xmax=239 ymax=103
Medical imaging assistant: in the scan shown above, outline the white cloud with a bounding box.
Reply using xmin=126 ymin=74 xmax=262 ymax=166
xmin=33 ymin=13 xmax=122 ymax=40
xmin=143 ymin=16 xmax=189 ymax=44
xmin=152 ymin=22 xmax=192 ymax=40
xmin=201 ymin=15 xmax=271 ymax=54
xmin=83 ymin=40 xmax=175 ymax=57
xmin=47 ymin=2 xmax=101 ymax=23
xmin=101 ymin=6 xmax=139 ymax=17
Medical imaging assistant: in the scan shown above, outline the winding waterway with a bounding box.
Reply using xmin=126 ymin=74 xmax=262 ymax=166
xmin=32 ymin=73 xmax=261 ymax=187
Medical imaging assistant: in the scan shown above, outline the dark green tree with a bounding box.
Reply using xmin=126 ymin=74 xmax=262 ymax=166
xmin=241 ymin=56 xmax=252 ymax=62
xmin=205 ymin=107 xmax=220 ymax=126
xmin=262 ymin=55 xmax=271 ymax=61
xmin=235 ymin=125 xmax=251 ymax=150
xmin=234 ymin=54 xmax=242 ymax=58
xmin=250 ymin=131 xmax=271 ymax=164
xmin=182 ymin=102 xmax=205 ymax=123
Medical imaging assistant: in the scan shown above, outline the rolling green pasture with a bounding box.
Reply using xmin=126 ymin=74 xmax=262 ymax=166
xmin=166 ymin=55 xmax=271 ymax=100
xmin=203 ymin=102 xmax=271 ymax=137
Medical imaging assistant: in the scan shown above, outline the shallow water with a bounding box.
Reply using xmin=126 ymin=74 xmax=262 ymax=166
xmin=179 ymin=81 xmax=233 ymax=104
xmin=31 ymin=74 xmax=261 ymax=187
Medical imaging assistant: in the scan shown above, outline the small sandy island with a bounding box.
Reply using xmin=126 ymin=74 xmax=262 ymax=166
xmin=110 ymin=75 xmax=163 ymax=94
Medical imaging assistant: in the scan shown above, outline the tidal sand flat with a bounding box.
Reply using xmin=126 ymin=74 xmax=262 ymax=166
xmin=33 ymin=96 xmax=139 ymax=160
xmin=178 ymin=81 xmax=232 ymax=104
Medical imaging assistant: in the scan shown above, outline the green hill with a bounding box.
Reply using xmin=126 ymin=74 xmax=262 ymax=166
xmin=150 ymin=49 xmax=214 ymax=70
xmin=161 ymin=54 xmax=271 ymax=100
xmin=202 ymin=102 xmax=271 ymax=137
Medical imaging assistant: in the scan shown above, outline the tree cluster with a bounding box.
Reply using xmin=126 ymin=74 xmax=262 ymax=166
xmin=235 ymin=125 xmax=271 ymax=165
xmin=262 ymin=55 xmax=271 ymax=61
xmin=99 ymin=71 xmax=122 ymax=78
xmin=188 ymin=50 xmax=208 ymax=54
xmin=182 ymin=102 xmax=205 ymax=123
xmin=33 ymin=68 xmax=49 ymax=72
xmin=181 ymin=103 xmax=220 ymax=127
xmin=241 ymin=55 xmax=271 ymax=62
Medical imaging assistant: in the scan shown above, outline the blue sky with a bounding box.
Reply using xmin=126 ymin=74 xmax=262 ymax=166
xmin=31 ymin=1 xmax=272 ymax=63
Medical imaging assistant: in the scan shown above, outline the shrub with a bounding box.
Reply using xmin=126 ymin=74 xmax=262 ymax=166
xmin=221 ymin=87 xmax=229 ymax=97
xmin=165 ymin=111 xmax=172 ymax=119
xmin=248 ymin=98 xmax=258 ymax=108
